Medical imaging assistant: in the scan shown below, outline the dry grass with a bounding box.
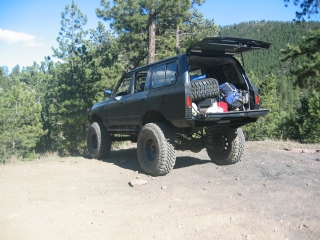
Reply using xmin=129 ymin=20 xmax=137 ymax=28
xmin=37 ymin=151 xmax=60 ymax=161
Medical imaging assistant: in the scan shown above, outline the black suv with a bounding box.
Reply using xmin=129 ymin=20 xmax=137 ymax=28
xmin=87 ymin=37 xmax=270 ymax=176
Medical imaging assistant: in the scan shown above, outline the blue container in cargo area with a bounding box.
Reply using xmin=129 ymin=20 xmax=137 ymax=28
xmin=190 ymin=74 xmax=206 ymax=81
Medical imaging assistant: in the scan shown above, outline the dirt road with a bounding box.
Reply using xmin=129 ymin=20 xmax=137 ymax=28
xmin=1 ymin=141 xmax=320 ymax=240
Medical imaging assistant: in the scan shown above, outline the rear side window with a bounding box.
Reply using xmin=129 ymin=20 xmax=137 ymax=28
xmin=152 ymin=61 xmax=177 ymax=88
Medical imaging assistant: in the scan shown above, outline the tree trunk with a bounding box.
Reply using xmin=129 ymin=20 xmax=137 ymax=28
xmin=148 ymin=8 xmax=156 ymax=64
xmin=175 ymin=24 xmax=180 ymax=54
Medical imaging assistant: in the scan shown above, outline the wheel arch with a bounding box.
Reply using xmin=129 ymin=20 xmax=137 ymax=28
xmin=141 ymin=110 xmax=166 ymax=126
xmin=90 ymin=113 xmax=102 ymax=123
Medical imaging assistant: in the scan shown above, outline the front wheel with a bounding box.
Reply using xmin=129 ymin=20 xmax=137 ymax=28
xmin=87 ymin=122 xmax=112 ymax=159
xmin=206 ymin=128 xmax=245 ymax=165
xmin=137 ymin=123 xmax=176 ymax=176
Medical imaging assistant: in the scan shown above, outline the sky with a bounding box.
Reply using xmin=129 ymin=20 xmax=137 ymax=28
xmin=0 ymin=0 xmax=319 ymax=72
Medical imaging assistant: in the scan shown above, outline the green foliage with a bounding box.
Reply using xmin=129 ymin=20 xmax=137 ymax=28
xmin=49 ymin=1 xmax=91 ymax=155
xmin=96 ymin=0 xmax=210 ymax=66
xmin=283 ymin=91 xmax=320 ymax=143
xmin=243 ymin=74 xmax=283 ymax=140
xmin=52 ymin=0 xmax=88 ymax=62
xmin=281 ymin=28 xmax=320 ymax=91
xmin=284 ymin=0 xmax=320 ymax=21
xmin=0 ymin=77 xmax=46 ymax=161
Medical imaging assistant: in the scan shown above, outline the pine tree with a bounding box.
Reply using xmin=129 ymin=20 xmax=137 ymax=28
xmin=0 ymin=77 xmax=45 ymax=161
xmin=50 ymin=1 xmax=90 ymax=155
xmin=284 ymin=91 xmax=320 ymax=143
xmin=284 ymin=0 xmax=320 ymax=21
xmin=96 ymin=0 xmax=207 ymax=65
xmin=281 ymin=28 xmax=320 ymax=91
xmin=243 ymin=73 xmax=283 ymax=140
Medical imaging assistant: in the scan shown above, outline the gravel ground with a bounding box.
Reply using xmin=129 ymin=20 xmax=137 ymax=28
xmin=0 ymin=141 xmax=320 ymax=240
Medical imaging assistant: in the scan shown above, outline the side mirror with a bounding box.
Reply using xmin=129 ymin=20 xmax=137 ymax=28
xmin=104 ymin=89 xmax=112 ymax=98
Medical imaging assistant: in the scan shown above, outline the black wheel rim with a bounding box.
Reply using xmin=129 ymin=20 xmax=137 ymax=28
xmin=144 ymin=138 xmax=157 ymax=162
xmin=90 ymin=133 xmax=98 ymax=150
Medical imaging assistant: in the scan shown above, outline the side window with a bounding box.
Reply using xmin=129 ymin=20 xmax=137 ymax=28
xmin=114 ymin=74 xmax=132 ymax=97
xmin=166 ymin=62 xmax=177 ymax=85
xmin=153 ymin=65 xmax=166 ymax=88
xmin=152 ymin=61 xmax=177 ymax=88
xmin=134 ymin=69 xmax=148 ymax=93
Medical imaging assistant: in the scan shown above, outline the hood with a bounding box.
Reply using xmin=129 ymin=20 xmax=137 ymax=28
xmin=187 ymin=37 xmax=271 ymax=57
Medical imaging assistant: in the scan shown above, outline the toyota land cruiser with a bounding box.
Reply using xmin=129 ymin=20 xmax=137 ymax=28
xmin=87 ymin=37 xmax=271 ymax=176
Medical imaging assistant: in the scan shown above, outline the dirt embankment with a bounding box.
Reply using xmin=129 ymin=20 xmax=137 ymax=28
xmin=1 ymin=141 xmax=320 ymax=240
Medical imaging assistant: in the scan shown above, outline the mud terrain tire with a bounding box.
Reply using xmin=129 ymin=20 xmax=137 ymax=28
xmin=87 ymin=122 xmax=112 ymax=159
xmin=206 ymin=128 xmax=245 ymax=165
xmin=137 ymin=123 xmax=176 ymax=176
xmin=191 ymin=78 xmax=219 ymax=101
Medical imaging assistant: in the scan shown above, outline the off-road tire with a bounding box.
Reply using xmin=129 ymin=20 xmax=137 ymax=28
xmin=191 ymin=78 xmax=219 ymax=101
xmin=137 ymin=123 xmax=176 ymax=176
xmin=87 ymin=122 xmax=112 ymax=159
xmin=206 ymin=128 xmax=245 ymax=165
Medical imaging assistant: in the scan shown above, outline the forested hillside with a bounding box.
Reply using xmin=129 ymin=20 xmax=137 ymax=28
xmin=0 ymin=0 xmax=319 ymax=161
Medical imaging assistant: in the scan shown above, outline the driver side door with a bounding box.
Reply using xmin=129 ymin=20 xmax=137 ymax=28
xmin=106 ymin=73 xmax=133 ymax=127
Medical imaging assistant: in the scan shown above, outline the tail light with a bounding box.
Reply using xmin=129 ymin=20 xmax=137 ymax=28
xmin=186 ymin=96 xmax=192 ymax=108
xmin=255 ymin=95 xmax=260 ymax=105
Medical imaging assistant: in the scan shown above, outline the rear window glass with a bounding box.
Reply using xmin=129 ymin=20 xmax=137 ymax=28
xmin=152 ymin=61 xmax=177 ymax=88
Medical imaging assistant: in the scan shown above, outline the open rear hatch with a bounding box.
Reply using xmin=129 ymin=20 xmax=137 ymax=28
xmin=187 ymin=37 xmax=271 ymax=56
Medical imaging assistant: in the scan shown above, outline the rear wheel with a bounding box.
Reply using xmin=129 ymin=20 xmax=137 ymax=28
xmin=87 ymin=122 xmax=112 ymax=159
xmin=206 ymin=128 xmax=245 ymax=165
xmin=137 ymin=123 xmax=176 ymax=176
xmin=191 ymin=78 xmax=219 ymax=101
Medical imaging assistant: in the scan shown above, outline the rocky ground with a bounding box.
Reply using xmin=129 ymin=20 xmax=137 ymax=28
xmin=0 ymin=141 xmax=320 ymax=240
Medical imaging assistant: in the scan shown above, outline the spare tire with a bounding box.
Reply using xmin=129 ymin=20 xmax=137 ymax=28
xmin=191 ymin=78 xmax=219 ymax=101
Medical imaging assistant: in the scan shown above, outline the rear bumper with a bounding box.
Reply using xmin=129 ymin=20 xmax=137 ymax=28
xmin=191 ymin=109 xmax=269 ymax=128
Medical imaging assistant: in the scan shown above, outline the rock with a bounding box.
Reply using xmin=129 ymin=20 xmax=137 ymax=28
xmin=129 ymin=179 xmax=148 ymax=187
xmin=284 ymin=147 xmax=292 ymax=151
xmin=161 ymin=186 xmax=167 ymax=189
